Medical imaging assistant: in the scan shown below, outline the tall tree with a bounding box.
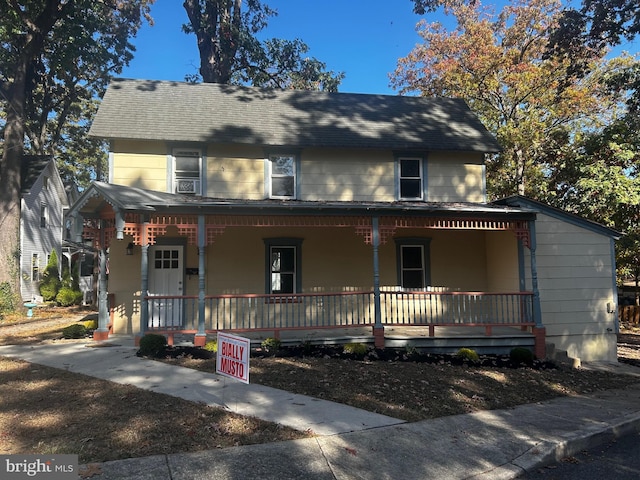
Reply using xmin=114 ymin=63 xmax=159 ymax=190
xmin=0 ymin=0 xmax=153 ymax=292
xmin=182 ymin=0 xmax=343 ymax=90
xmin=392 ymin=0 xmax=623 ymax=199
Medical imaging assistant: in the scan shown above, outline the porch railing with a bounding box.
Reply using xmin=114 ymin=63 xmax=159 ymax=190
xmin=144 ymin=290 xmax=534 ymax=334
xmin=379 ymin=290 xmax=534 ymax=326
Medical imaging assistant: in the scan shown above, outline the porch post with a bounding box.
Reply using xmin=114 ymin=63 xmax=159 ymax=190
xmin=94 ymin=219 xmax=110 ymax=341
xmin=138 ymin=218 xmax=150 ymax=345
xmin=372 ymin=216 xmax=385 ymax=348
xmin=194 ymin=214 xmax=207 ymax=347
xmin=528 ymin=220 xmax=545 ymax=359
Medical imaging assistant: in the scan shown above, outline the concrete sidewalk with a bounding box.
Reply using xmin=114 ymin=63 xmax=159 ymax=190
xmin=2 ymin=339 xmax=640 ymax=479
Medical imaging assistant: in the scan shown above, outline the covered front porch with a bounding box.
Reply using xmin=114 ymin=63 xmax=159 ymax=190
xmin=70 ymin=183 xmax=545 ymax=357
xmin=143 ymin=290 xmax=537 ymax=355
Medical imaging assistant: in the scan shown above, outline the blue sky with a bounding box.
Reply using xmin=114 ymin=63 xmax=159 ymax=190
xmin=120 ymin=0 xmax=452 ymax=94
xmin=120 ymin=1 xmax=637 ymax=95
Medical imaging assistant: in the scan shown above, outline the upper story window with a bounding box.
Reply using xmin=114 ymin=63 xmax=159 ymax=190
xmin=398 ymin=157 xmax=424 ymax=201
xmin=43 ymin=176 xmax=49 ymax=190
xmin=269 ymin=155 xmax=296 ymax=199
xmin=173 ymin=149 xmax=202 ymax=195
xmin=40 ymin=203 xmax=48 ymax=228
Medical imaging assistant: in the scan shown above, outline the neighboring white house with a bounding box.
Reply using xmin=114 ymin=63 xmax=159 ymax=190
xmin=19 ymin=156 xmax=69 ymax=302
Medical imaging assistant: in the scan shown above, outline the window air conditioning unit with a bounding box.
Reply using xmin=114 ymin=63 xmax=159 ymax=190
xmin=176 ymin=178 xmax=200 ymax=194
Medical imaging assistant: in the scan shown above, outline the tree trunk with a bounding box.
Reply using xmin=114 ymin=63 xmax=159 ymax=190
xmin=0 ymin=63 xmax=27 ymax=295
xmin=515 ymin=148 xmax=526 ymax=196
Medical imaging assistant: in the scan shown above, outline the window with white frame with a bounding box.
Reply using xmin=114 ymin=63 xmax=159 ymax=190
xmin=395 ymin=238 xmax=431 ymax=289
xmin=264 ymin=238 xmax=303 ymax=294
xmin=398 ymin=157 xmax=423 ymax=200
xmin=173 ymin=149 xmax=201 ymax=195
xmin=40 ymin=203 xmax=48 ymax=228
xmin=31 ymin=253 xmax=39 ymax=281
xmin=269 ymin=155 xmax=296 ymax=199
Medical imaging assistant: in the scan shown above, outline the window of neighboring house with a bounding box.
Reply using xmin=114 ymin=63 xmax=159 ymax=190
xmin=264 ymin=238 xmax=303 ymax=294
xmin=31 ymin=253 xmax=39 ymax=281
xmin=40 ymin=204 xmax=48 ymax=228
xmin=269 ymin=155 xmax=296 ymax=199
xmin=398 ymin=157 xmax=424 ymax=200
xmin=395 ymin=238 xmax=431 ymax=289
xmin=43 ymin=176 xmax=49 ymax=190
xmin=173 ymin=149 xmax=202 ymax=195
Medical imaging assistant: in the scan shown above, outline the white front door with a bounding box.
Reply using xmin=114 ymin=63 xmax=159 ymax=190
xmin=148 ymin=245 xmax=184 ymax=328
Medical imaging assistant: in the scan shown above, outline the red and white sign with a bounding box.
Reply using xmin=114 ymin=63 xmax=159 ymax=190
xmin=216 ymin=332 xmax=250 ymax=384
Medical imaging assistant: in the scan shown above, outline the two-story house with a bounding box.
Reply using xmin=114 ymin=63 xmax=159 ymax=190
xmin=68 ymin=78 xmax=621 ymax=363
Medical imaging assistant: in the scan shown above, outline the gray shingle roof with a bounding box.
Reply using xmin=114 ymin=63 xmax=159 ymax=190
xmin=89 ymin=78 xmax=501 ymax=153
xmin=70 ymin=181 xmax=533 ymax=220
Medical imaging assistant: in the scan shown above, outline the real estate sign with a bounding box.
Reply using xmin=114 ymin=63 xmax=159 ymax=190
xmin=216 ymin=332 xmax=250 ymax=384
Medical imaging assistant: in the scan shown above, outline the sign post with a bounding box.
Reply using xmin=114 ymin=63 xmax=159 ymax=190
xmin=216 ymin=332 xmax=250 ymax=384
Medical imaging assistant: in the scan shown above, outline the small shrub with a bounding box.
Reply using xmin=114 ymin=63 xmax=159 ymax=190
xmin=82 ymin=319 xmax=98 ymax=330
xmin=203 ymin=339 xmax=218 ymax=353
xmin=455 ymin=347 xmax=480 ymax=363
xmin=301 ymin=340 xmax=314 ymax=355
xmin=62 ymin=324 xmax=87 ymax=339
xmin=0 ymin=282 xmax=19 ymax=314
xmin=343 ymin=342 xmax=368 ymax=356
xmin=56 ymin=287 xmax=83 ymax=307
xmin=139 ymin=333 xmax=167 ymax=357
xmin=261 ymin=337 xmax=281 ymax=352
xmin=40 ymin=250 xmax=61 ymax=302
xmin=510 ymin=347 xmax=534 ymax=365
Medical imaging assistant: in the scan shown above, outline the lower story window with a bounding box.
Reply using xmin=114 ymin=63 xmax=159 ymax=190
xmin=264 ymin=238 xmax=303 ymax=294
xmin=395 ymin=238 xmax=431 ymax=289
xmin=270 ymin=247 xmax=295 ymax=294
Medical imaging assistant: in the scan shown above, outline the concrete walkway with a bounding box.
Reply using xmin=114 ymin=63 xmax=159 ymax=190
xmin=1 ymin=338 xmax=640 ymax=479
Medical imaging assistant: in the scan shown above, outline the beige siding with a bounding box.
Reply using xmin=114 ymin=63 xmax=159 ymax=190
xmin=206 ymin=145 xmax=265 ymax=199
xmin=485 ymin=231 xmax=520 ymax=291
xmin=111 ymin=140 xmax=167 ymax=191
xmin=110 ymin=142 xmax=487 ymax=203
xmin=430 ymin=230 xmax=488 ymax=290
xmin=300 ymin=149 xmax=394 ymax=201
xmin=527 ymin=213 xmax=617 ymax=362
xmin=208 ymin=226 xmax=374 ymax=294
xmin=427 ymin=152 xmax=484 ymax=202
xmin=108 ymin=238 xmax=143 ymax=335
